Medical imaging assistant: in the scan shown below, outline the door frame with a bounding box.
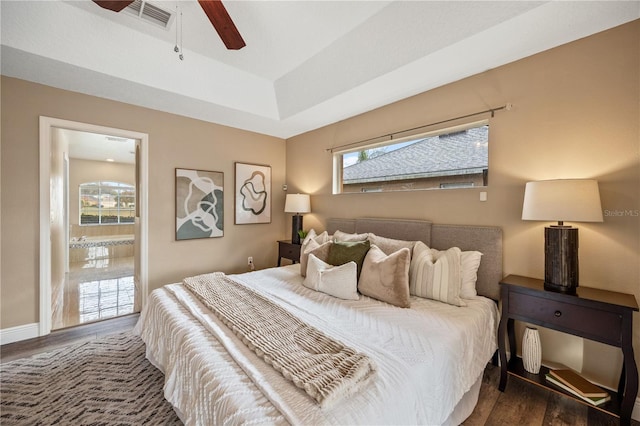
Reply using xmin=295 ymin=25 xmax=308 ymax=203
xmin=39 ymin=116 xmax=149 ymax=336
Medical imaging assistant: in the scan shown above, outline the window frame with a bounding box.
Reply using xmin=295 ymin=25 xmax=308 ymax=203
xmin=332 ymin=120 xmax=489 ymax=194
xmin=79 ymin=181 xmax=136 ymax=226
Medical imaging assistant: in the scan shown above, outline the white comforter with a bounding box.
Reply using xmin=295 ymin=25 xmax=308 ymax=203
xmin=135 ymin=264 xmax=498 ymax=425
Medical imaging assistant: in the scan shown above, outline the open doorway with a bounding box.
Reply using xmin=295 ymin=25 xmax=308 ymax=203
xmin=52 ymin=129 xmax=137 ymax=329
xmin=40 ymin=117 xmax=148 ymax=336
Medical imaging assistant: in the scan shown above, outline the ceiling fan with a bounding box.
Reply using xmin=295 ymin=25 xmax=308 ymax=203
xmin=93 ymin=0 xmax=246 ymax=50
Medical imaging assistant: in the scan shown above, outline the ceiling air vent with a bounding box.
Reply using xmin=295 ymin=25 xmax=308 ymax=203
xmin=124 ymin=0 xmax=173 ymax=29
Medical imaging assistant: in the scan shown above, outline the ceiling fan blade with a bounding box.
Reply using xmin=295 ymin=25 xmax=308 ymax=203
xmin=198 ymin=0 xmax=246 ymax=50
xmin=92 ymin=1 xmax=135 ymax=13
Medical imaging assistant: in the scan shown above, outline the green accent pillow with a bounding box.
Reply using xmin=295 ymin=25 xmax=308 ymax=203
xmin=327 ymin=240 xmax=371 ymax=279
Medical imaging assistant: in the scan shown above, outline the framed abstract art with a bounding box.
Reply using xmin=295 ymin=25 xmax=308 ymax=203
xmin=234 ymin=162 xmax=271 ymax=224
xmin=175 ymin=168 xmax=224 ymax=240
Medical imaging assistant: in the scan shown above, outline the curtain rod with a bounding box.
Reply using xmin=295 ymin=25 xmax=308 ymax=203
xmin=326 ymin=103 xmax=512 ymax=153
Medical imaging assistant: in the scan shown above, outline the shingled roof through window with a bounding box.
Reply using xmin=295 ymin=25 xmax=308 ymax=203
xmin=343 ymin=125 xmax=488 ymax=184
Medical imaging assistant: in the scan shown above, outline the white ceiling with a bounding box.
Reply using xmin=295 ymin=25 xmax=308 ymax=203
xmin=57 ymin=128 xmax=137 ymax=164
xmin=2 ymin=1 xmax=639 ymax=140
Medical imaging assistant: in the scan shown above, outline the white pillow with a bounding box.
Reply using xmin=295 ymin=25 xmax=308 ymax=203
xmin=409 ymin=241 xmax=466 ymax=307
xmin=303 ymin=254 xmax=359 ymax=300
xmin=302 ymin=228 xmax=317 ymax=245
xmin=460 ymin=251 xmax=482 ymax=299
xmin=333 ymin=230 xmax=369 ymax=242
xmin=302 ymin=229 xmax=329 ymax=246
xmin=358 ymin=245 xmax=411 ymax=308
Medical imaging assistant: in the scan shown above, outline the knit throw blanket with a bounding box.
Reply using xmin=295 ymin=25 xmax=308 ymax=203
xmin=182 ymin=272 xmax=376 ymax=408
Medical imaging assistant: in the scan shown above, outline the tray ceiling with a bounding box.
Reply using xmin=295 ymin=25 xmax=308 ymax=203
xmin=2 ymin=1 xmax=638 ymax=138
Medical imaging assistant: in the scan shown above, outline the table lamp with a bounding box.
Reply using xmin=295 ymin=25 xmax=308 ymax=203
xmin=522 ymin=179 xmax=603 ymax=294
xmin=284 ymin=194 xmax=310 ymax=244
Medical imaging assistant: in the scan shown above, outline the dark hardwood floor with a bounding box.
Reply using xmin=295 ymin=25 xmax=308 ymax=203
xmin=1 ymin=315 xmax=637 ymax=426
xmin=0 ymin=313 xmax=139 ymax=363
xmin=465 ymin=364 xmax=638 ymax=426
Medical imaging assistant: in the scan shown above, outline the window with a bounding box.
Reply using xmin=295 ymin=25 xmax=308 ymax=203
xmin=333 ymin=122 xmax=489 ymax=194
xmin=80 ymin=181 xmax=135 ymax=225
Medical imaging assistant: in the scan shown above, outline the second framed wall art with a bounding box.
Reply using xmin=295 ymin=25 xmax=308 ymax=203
xmin=234 ymin=162 xmax=271 ymax=224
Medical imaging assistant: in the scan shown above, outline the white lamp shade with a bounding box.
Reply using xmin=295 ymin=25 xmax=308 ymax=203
xmin=522 ymin=179 xmax=603 ymax=223
xmin=284 ymin=194 xmax=311 ymax=214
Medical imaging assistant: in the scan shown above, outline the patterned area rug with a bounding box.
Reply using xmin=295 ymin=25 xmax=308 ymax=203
xmin=0 ymin=332 xmax=181 ymax=425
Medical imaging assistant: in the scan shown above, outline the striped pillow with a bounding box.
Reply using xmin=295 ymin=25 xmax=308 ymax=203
xmin=409 ymin=241 xmax=466 ymax=307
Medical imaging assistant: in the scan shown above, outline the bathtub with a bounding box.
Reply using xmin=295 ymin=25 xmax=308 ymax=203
xmin=69 ymin=234 xmax=134 ymax=262
xmin=70 ymin=234 xmax=134 ymax=248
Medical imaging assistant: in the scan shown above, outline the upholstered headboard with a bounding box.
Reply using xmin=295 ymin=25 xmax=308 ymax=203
xmin=326 ymin=218 xmax=503 ymax=301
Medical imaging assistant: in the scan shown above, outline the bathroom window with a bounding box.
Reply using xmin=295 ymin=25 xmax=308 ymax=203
xmin=80 ymin=181 xmax=135 ymax=225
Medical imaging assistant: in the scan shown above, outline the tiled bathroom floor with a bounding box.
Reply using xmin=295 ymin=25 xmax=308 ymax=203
xmin=53 ymin=256 xmax=138 ymax=330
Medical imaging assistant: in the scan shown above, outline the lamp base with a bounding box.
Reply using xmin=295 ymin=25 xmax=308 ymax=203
xmin=543 ymin=281 xmax=577 ymax=294
xmin=544 ymin=226 xmax=579 ymax=294
xmin=291 ymin=214 xmax=303 ymax=244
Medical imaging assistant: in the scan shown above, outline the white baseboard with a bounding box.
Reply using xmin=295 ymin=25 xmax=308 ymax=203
xmin=633 ymin=397 xmax=640 ymax=421
xmin=0 ymin=323 xmax=39 ymax=345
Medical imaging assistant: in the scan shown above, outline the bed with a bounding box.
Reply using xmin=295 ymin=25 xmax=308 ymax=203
xmin=135 ymin=218 xmax=503 ymax=425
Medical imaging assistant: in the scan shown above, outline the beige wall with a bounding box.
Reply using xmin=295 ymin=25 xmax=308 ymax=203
xmin=287 ymin=21 xmax=640 ymax=389
xmin=1 ymin=77 xmax=287 ymax=329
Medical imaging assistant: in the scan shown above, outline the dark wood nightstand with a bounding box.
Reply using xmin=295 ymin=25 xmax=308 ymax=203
xmin=498 ymin=274 xmax=638 ymax=425
xmin=277 ymin=240 xmax=301 ymax=266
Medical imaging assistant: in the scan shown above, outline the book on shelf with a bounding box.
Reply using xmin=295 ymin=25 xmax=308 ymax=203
xmin=545 ymin=374 xmax=611 ymax=406
xmin=549 ymin=369 xmax=608 ymax=398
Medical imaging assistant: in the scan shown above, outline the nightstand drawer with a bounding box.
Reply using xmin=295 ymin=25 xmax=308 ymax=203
xmin=509 ymin=291 xmax=623 ymax=344
xmin=281 ymin=244 xmax=300 ymax=258
xmin=277 ymin=240 xmax=301 ymax=266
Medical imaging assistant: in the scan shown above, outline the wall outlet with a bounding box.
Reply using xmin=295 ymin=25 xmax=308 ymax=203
xmin=248 ymin=256 xmax=253 ymax=265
